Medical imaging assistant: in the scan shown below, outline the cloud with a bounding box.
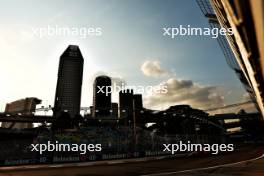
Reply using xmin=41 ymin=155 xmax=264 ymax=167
xmin=235 ymin=92 xmax=258 ymax=113
xmin=111 ymin=77 xmax=127 ymax=87
xmin=144 ymin=77 xmax=225 ymax=110
xmin=89 ymin=71 xmax=126 ymax=86
xmin=238 ymin=103 xmax=258 ymax=113
xmin=242 ymin=92 xmax=252 ymax=101
xmin=141 ymin=60 xmax=169 ymax=77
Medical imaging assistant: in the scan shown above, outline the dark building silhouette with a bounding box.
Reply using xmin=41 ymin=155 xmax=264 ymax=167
xmin=111 ymin=103 xmax=118 ymax=118
xmin=133 ymin=94 xmax=143 ymax=123
xmin=93 ymin=76 xmax=112 ymax=118
xmin=89 ymin=106 xmax=94 ymax=117
xmin=119 ymin=89 xmax=134 ymax=123
xmin=54 ymin=45 xmax=84 ymax=118
xmin=1 ymin=97 xmax=42 ymax=129
xmin=133 ymin=94 xmax=143 ymax=110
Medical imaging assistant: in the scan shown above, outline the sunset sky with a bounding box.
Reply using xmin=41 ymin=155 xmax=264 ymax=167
xmin=0 ymin=0 xmax=256 ymax=113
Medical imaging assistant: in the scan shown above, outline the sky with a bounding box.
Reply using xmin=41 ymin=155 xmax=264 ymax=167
xmin=0 ymin=0 xmax=256 ymax=113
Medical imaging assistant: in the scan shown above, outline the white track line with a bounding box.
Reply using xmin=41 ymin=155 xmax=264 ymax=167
xmin=141 ymin=154 xmax=264 ymax=176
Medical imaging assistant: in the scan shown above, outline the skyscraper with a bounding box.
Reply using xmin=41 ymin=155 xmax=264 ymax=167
xmin=111 ymin=102 xmax=118 ymax=118
xmin=133 ymin=94 xmax=143 ymax=110
xmin=54 ymin=45 xmax=84 ymax=118
xmin=93 ymin=76 xmax=112 ymax=118
xmin=119 ymin=89 xmax=134 ymax=123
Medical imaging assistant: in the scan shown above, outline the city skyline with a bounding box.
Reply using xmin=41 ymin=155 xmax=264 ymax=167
xmin=0 ymin=0 xmax=256 ymax=113
xmin=0 ymin=0 xmax=263 ymax=174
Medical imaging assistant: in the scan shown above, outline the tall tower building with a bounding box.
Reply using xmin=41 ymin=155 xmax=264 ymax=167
xmin=111 ymin=102 xmax=118 ymax=118
xmin=133 ymin=94 xmax=143 ymax=110
xmin=54 ymin=45 xmax=84 ymax=118
xmin=133 ymin=94 xmax=143 ymax=124
xmin=119 ymin=89 xmax=134 ymax=123
xmin=93 ymin=76 xmax=112 ymax=118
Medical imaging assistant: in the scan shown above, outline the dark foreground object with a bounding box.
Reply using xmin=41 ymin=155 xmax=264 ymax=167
xmin=0 ymin=146 xmax=263 ymax=176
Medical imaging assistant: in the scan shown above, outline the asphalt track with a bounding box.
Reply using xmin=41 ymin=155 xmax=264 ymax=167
xmin=0 ymin=146 xmax=264 ymax=176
